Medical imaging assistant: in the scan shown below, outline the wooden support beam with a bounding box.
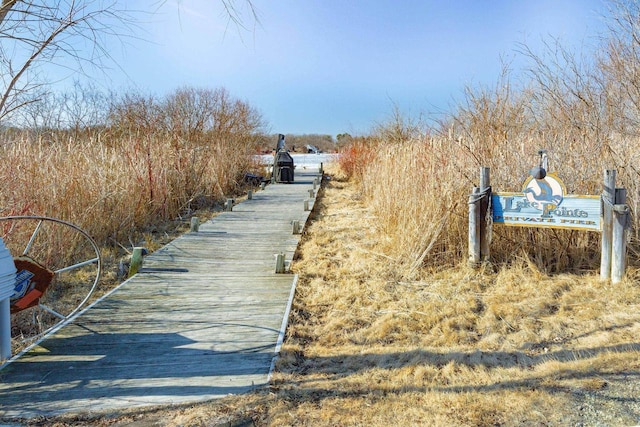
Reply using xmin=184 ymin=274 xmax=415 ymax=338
xmin=292 ymin=220 xmax=301 ymax=235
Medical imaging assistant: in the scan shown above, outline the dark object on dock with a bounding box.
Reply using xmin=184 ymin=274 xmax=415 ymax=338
xmin=244 ymin=172 xmax=265 ymax=186
xmin=273 ymin=134 xmax=294 ymax=183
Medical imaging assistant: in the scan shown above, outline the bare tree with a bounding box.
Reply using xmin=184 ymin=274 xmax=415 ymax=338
xmin=0 ymin=1 xmax=258 ymax=126
xmin=0 ymin=1 xmax=139 ymax=124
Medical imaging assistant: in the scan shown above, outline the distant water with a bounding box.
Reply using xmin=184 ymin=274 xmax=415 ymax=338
xmin=255 ymin=153 xmax=339 ymax=167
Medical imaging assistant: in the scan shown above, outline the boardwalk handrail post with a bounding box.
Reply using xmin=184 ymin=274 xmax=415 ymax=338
xmin=225 ymin=199 xmax=233 ymax=212
xmin=248 ymin=190 xmax=253 ymax=200
xmin=612 ymin=188 xmax=629 ymax=284
xmin=190 ymin=217 xmax=200 ymax=232
xmin=601 ymin=169 xmax=616 ymax=280
xmin=275 ymin=253 xmax=285 ymax=273
xmin=128 ymin=247 xmax=146 ymax=278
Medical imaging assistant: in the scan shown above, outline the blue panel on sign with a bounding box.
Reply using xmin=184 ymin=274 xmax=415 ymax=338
xmin=492 ymin=193 xmax=601 ymax=231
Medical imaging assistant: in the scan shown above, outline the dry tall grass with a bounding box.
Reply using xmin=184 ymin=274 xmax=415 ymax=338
xmin=0 ymin=86 xmax=265 ymax=252
xmin=339 ymin=2 xmax=640 ymax=277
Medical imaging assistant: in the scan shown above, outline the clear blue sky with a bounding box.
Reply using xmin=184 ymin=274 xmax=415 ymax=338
xmin=87 ymin=0 xmax=610 ymax=137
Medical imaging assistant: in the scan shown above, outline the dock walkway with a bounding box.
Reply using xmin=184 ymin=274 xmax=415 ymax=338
xmin=0 ymin=167 xmax=321 ymax=418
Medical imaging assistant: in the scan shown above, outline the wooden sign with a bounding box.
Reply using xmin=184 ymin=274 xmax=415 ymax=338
xmin=469 ymin=166 xmax=628 ymax=283
xmin=492 ymin=173 xmax=601 ymax=231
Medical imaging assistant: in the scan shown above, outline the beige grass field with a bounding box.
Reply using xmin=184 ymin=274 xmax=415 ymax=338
xmin=29 ymin=166 xmax=640 ymax=427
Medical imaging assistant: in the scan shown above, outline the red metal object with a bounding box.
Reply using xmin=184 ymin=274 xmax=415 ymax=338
xmin=10 ymin=256 xmax=54 ymax=313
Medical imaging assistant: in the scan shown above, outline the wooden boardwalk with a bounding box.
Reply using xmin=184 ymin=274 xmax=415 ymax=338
xmin=0 ymin=167 xmax=321 ymax=419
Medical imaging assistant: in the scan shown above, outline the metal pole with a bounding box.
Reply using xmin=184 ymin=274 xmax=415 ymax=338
xmin=1 ymin=298 xmax=11 ymax=360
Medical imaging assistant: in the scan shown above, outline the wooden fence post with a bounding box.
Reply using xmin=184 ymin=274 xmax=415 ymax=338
xmin=275 ymin=253 xmax=285 ymax=273
xmin=479 ymin=167 xmax=491 ymax=262
xmin=225 ymin=199 xmax=233 ymax=211
xmin=308 ymin=189 xmax=315 ymax=198
xmin=248 ymin=190 xmax=253 ymax=200
xmin=190 ymin=217 xmax=200 ymax=232
xmin=468 ymin=187 xmax=481 ymax=265
xmin=260 ymin=181 xmax=266 ymax=190
xmin=600 ymin=169 xmax=616 ymax=280
xmin=304 ymin=199 xmax=310 ymax=211
xmin=292 ymin=220 xmax=301 ymax=235
xmin=612 ymin=188 xmax=628 ymax=284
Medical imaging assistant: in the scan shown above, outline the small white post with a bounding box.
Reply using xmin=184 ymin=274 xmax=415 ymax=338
xmin=292 ymin=220 xmax=301 ymax=235
xmin=248 ymin=190 xmax=253 ymax=200
xmin=0 ymin=237 xmax=16 ymax=361
xmin=304 ymin=199 xmax=310 ymax=211
xmin=260 ymin=181 xmax=266 ymax=190
xmin=226 ymin=199 xmax=233 ymax=211
xmin=308 ymin=189 xmax=315 ymax=198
